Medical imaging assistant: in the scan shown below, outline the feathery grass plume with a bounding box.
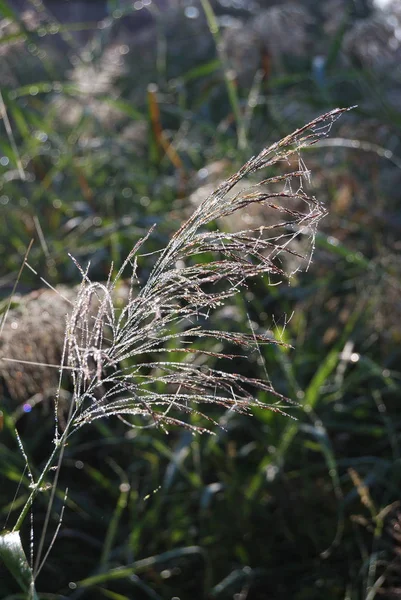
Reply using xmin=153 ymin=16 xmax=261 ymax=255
xmin=62 ymin=108 xmax=351 ymax=437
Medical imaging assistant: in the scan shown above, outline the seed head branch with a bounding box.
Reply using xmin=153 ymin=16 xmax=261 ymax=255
xmin=65 ymin=108 xmax=350 ymax=434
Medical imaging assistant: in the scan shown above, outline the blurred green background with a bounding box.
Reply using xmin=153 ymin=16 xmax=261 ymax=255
xmin=1 ymin=0 xmax=401 ymax=598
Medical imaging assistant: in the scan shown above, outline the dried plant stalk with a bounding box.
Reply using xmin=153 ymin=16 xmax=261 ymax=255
xmin=59 ymin=108 xmax=351 ymax=435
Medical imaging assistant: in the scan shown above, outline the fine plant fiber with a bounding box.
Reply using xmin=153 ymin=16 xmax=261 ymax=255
xmin=3 ymin=108 xmax=351 ymax=595
xmin=61 ymin=107 xmax=351 ymax=438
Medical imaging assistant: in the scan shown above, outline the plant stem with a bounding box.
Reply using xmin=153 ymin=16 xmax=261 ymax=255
xmin=12 ymin=429 xmax=67 ymax=532
xmin=199 ymin=0 xmax=247 ymax=150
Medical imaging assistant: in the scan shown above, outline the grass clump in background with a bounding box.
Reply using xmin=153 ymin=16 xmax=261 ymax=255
xmin=0 ymin=0 xmax=401 ymax=598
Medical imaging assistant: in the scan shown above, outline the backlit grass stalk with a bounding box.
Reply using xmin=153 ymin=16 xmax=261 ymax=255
xmin=12 ymin=108 xmax=350 ymax=539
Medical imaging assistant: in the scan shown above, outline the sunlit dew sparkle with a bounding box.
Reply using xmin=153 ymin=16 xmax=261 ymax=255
xmin=185 ymin=6 xmax=199 ymax=18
